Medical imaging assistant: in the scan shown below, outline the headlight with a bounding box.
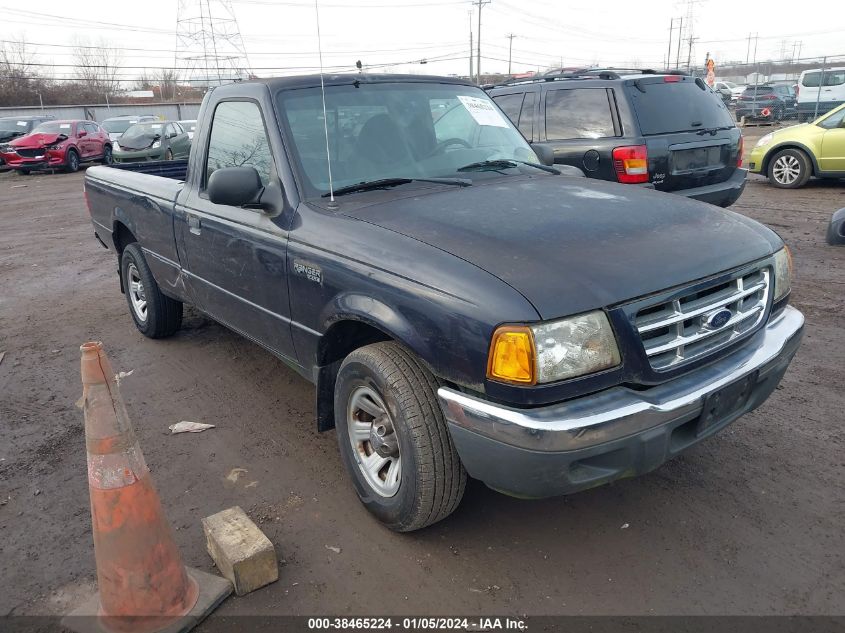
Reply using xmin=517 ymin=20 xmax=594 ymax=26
xmin=0 ymin=144 xmax=13 ymax=153
xmin=151 ymin=140 xmax=161 ymax=149
xmin=487 ymin=311 xmax=621 ymax=385
xmin=46 ymin=144 xmax=62 ymax=150
xmin=773 ymin=246 xmax=792 ymax=301
xmin=113 ymin=142 xmax=120 ymax=151
xmin=755 ymin=133 xmax=774 ymax=147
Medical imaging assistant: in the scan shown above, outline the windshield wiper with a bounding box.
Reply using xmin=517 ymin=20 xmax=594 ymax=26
xmin=457 ymin=159 xmax=560 ymax=175
xmin=696 ymin=125 xmax=734 ymax=136
xmin=323 ymin=177 xmax=471 ymax=198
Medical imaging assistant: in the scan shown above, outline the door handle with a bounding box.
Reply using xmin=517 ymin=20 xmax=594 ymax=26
xmin=187 ymin=214 xmax=201 ymax=235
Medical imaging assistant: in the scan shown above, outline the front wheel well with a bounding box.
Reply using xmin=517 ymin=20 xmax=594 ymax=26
xmin=315 ymin=319 xmax=393 ymax=432
xmin=763 ymin=145 xmax=816 ymax=176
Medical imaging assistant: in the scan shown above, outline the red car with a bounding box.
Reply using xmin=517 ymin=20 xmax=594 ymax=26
xmin=0 ymin=119 xmax=112 ymax=174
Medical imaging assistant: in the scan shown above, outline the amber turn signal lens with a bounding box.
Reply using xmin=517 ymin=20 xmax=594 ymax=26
xmin=487 ymin=326 xmax=536 ymax=384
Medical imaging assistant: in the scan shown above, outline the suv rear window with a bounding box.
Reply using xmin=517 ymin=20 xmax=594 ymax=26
xmin=628 ymin=79 xmax=733 ymax=135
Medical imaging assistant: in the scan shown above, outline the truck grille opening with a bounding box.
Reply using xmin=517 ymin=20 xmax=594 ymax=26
xmin=634 ymin=268 xmax=770 ymax=371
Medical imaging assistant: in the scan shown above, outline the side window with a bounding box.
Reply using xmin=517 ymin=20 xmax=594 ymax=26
xmin=518 ymin=92 xmax=535 ymax=140
xmin=492 ymin=93 xmax=524 ymax=125
xmin=206 ymin=101 xmax=274 ymax=186
xmin=545 ymin=88 xmax=615 ymax=140
xmin=173 ymin=123 xmax=184 ymax=135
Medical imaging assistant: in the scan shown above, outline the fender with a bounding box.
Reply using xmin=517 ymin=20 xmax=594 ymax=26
xmin=762 ymin=140 xmax=822 ymax=176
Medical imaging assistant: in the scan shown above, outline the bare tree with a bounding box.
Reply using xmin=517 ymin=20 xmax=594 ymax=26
xmin=134 ymin=68 xmax=179 ymax=101
xmin=0 ymin=36 xmax=49 ymax=106
xmin=73 ymin=37 xmax=124 ymax=97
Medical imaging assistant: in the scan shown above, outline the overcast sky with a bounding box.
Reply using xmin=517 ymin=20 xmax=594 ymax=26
xmin=1 ymin=0 xmax=842 ymax=82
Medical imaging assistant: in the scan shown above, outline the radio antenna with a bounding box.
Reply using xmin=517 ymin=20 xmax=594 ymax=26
xmin=314 ymin=0 xmax=336 ymax=206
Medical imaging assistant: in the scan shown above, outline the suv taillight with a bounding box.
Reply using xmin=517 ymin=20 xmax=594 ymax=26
xmin=737 ymin=135 xmax=744 ymax=167
xmin=612 ymin=145 xmax=649 ymax=184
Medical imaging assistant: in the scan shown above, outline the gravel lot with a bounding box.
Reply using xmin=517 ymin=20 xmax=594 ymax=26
xmin=1 ymin=134 xmax=843 ymax=621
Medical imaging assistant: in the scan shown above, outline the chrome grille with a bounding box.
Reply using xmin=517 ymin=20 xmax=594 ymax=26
xmin=634 ymin=268 xmax=770 ymax=371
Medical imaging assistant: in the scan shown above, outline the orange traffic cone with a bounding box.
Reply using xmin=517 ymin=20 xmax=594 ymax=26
xmin=63 ymin=342 xmax=231 ymax=633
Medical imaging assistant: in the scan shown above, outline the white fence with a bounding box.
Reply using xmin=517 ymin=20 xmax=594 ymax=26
xmin=0 ymin=102 xmax=202 ymax=123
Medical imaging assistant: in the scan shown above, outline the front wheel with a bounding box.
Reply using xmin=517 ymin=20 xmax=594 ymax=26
xmin=120 ymin=243 xmax=183 ymax=338
xmin=767 ymin=148 xmax=812 ymax=189
xmin=164 ymin=148 xmax=174 ymax=161
xmin=65 ymin=149 xmax=79 ymax=173
xmin=334 ymin=342 xmax=466 ymax=532
xmin=102 ymin=145 xmax=113 ymax=165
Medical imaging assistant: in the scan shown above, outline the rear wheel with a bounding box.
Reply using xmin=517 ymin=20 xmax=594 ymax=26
xmin=767 ymin=148 xmax=812 ymax=189
xmin=65 ymin=149 xmax=79 ymax=173
xmin=334 ymin=342 xmax=466 ymax=532
xmin=120 ymin=243 xmax=183 ymax=338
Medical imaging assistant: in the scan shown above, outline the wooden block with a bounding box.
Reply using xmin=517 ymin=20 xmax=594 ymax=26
xmin=202 ymin=506 xmax=278 ymax=596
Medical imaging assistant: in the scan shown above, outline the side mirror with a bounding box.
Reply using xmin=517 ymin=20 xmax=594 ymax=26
xmin=208 ymin=166 xmax=264 ymax=208
xmin=531 ymin=142 xmax=556 ymax=166
xmin=827 ymin=207 xmax=845 ymax=246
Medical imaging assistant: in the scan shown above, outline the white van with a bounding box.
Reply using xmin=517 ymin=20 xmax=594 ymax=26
xmin=797 ymin=67 xmax=845 ymax=121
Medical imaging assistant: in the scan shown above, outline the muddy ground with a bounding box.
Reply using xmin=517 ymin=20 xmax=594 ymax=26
xmin=1 ymin=133 xmax=843 ymax=622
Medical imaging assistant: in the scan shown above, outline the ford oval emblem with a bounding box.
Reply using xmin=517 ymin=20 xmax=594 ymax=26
xmin=703 ymin=308 xmax=732 ymax=330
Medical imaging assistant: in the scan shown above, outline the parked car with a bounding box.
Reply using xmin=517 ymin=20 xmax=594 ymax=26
xmin=746 ymin=102 xmax=845 ymax=188
xmin=797 ymin=67 xmax=845 ymax=122
xmin=487 ymin=69 xmax=746 ymax=207
xmin=0 ymin=115 xmax=55 ymax=167
xmin=84 ymin=74 xmax=803 ymax=531
xmin=101 ymin=115 xmax=158 ymax=142
xmin=0 ymin=119 xmax=112 ymax=174
xmin=735 ymin=84 xmax=797 ymax=121
xmin=714 ymin=80 xmax=744 ymax=103
xmin=113 ymin=121 xmax=191 ymax=163
xmin=178 ymin=119 xmax=197 ymax=140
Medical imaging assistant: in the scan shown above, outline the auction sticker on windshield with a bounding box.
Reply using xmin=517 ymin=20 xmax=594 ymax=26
xmin=457 ymin=95 xmax=509 ymax=127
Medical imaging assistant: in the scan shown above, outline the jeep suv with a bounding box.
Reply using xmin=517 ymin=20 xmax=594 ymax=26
xmin=487 ymin=69 xmax=746 ymax=207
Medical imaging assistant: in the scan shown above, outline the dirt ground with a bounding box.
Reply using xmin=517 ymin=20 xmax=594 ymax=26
xmin=1 ymin=132 xmax=843 ymax=622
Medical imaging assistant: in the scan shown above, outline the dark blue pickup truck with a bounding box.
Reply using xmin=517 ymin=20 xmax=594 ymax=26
xmin=85 ymin=74 xmax=804 ymax=531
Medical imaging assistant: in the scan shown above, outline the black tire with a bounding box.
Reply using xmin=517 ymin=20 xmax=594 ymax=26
xmin=165 ymin=148 xmax=174 ymax=161
xmin=774 ymin=105 xmax=784 ymax=121
xmin=334 ymin=342 xmax=466 ymax=532
xmin=120 ymin=243 xmax=183 ymax=338
xmin=102 ymin=145 xmax=113 ymax=165
xmin=65 ymin=149 xmax=79 ymax=173
xmin=767 ymin=148 xmax=812 ymax=189
xmin=19 ymin=169 xmax=31 ymax=175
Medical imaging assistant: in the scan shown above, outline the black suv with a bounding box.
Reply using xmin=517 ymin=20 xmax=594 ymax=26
xmin=735 ymin=84 xmax=797 ymax=122
xmin=487 ymin=69 xmax=746 ymax=207
xmin=0 ymin=115 xmax=55 ymax=168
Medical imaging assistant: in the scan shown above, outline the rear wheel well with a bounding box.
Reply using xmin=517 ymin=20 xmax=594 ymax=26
xmin=112 ymin=222 xmax=137 ymax=293
xmin=316 ymin=320 xmax=393 ymax=432
xmin=112 ymin=222 xmax=137 ymax=256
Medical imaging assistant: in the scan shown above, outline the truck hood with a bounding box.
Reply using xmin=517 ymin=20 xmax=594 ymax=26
xmin=11 ymin=132 xmax=66 ymax=148
xmin=338 ymin=176 xmax=781 ymax=319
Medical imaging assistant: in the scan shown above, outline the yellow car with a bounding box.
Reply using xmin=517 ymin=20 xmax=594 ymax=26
xmin=747 ymin=102 xmax=845 ymax=188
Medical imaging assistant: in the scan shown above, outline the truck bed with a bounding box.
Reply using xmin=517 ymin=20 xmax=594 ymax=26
xmin=108 ymin=159 xmax=188 ymax=182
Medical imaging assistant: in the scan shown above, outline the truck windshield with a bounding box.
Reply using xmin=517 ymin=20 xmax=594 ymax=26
xmin=277 ymin=82 xmax=541 ymax=197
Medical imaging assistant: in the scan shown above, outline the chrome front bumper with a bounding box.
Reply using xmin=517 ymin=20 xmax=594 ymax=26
xmin=438 ymin=306 xmax=804 ymax=498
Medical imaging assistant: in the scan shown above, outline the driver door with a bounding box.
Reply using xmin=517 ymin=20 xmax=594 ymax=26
xmin=819 ymin=108 xmax=845 ymax=171
xmin=178 ymin=99 xmax=296 ymax=361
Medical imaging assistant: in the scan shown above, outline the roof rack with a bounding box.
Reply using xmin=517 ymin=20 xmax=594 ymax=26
xmin=483 ymin=67 xmax=691 ymax=90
